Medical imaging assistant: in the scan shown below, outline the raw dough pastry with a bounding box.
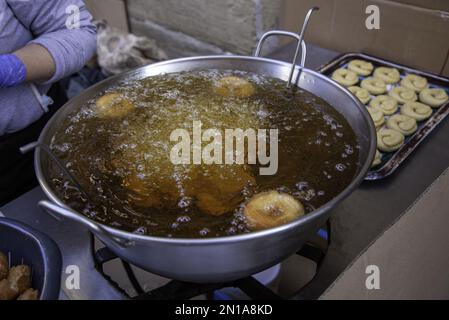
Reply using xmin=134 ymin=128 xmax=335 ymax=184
xmin=369 ymin=95 xmax=398 ymax=115
xmin=371 ymin=149 xmax=382 ymax=168
xmin=377 ymin=129 xmax=405 ymax=152
xmin=386 ymin=114 xmax=417 ymax=136
xmin=348 ymin=59 xmax=374 ymax=76
xmin=331 ymin=68 xmax=359 ymax=87
xmin=401 ymin=101 xmax=432 ymax=121
xmin=374 ymin=67 xmax=401 ymax=84
xmin=400 ymin=74 xmax=428 ymax=93
xmin=361 ymin=77 xmax=387 ymax=95
xmin=388 ymin=86 xmax=417 ymax=104
xmin=348 ymin=86 xmax=370 ymax=104
xmin=419 ymin=88 xmax=449 ymax=108
xmin=367 ymin=107 xmax=385 ymax=129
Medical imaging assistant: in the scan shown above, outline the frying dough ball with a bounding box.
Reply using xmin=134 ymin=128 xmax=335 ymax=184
xmin=0 ymin=279 xmax=18 ymax=300
xmin=367 ymin=107 xmax=385 ymax=129
xmin=400 ymin=74 xmax=428 ymax=93
xmin=194 ymin=166 xmax=255 ymax=216
xmin=95 ymin=92 xmax=135 ymax=119
xmin=371 ymin=149 xmax=382 ymax=168
xmin=17 ymin=288 xmax=39 ymax=300
xmin=331 ymin=68 xmax=359 ymax=87
xmin=361 ymin=77 xmax=387 ymax=95
xmin=214 ymin=76 xmax=256 ymax=98
xmin=388 ymin=86 xmax=417 ymax=104
xmin=348 ymin=59 xmax=373 ymax=76
xmin=369 ymin=95 xmax=398 ymax=115
xmin=386 ymin=114 xmax=417 ymax=136
xmin=8 ymin=265 xmax=31 ymax=295
xmin=419 ymin=88 xmax=449 ymax=108
xmin=401 ymin=102 xmax=432 ymax=121
xmin=0 ymin=252 xmax=8 ymax=281
xmin=244 ymin=191 xmax=305 ymax=231
xmin=377 ymin=129 xmax=405 ymax=152
xmin=373 ymin=67 xmax=400 ymax=84
xmin=348 ymin=86 xmax=370 ymax=104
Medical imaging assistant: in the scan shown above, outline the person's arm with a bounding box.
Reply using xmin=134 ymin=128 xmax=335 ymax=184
xmin=2 ymin=0 xmax=96 ymax=87
xmin=14 ymin=44 xmax=56 ymax=83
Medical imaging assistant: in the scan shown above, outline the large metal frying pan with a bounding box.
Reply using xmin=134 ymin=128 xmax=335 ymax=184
xmin=33 ymin=11 xmax=376 ymax=283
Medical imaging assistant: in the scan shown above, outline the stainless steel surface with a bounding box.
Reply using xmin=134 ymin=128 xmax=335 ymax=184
xmin=35 ymin=53 xmax=376 ymax=282
xmin=318 ymin=52 xmax=449 ymax=180
xmin=254 ymin=7 xmax=318 ymax=88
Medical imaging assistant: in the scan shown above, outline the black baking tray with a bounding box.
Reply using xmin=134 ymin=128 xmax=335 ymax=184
xmin=0 ymin=217 xmax=62 ymax=300
xmin=318 ymin=53 xmax=449 ymax=180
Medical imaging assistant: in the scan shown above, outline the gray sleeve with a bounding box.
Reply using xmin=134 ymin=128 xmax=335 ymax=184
xmin=6 ymin=0 xmax=97 ymax=84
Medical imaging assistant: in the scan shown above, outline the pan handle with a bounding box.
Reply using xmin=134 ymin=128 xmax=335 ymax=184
xmin=39 ymin=200 xmax=134 ymax=248
xmin=254 ymin=31 xmax=307 ymax=68
xmin=254 ymin=7 xmax=319 ymax=88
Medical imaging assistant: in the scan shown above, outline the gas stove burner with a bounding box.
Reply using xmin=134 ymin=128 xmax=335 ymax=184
xmin=91 ymin=220 xmax=330 ymax=300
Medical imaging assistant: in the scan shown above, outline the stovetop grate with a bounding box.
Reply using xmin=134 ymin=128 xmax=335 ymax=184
xmin=91 ymin=220 xmax=330 ymax=300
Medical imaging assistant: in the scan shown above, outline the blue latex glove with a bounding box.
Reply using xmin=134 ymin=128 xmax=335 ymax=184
xmin=0 ymin=54 xmax=27 ymax=88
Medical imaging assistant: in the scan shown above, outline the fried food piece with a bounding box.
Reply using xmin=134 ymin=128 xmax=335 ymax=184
xmin=17 ymin=288 xmax=39 ymax=300
xmin=95 ymin=92 xmax=135 ymax=119
xmin=214 ymin=76 xmax=256 ymax=98
xmin=0 ymin=252 xmax=8 ymax=281
xmin=0 ymin=279 xmax=18 ymax=300
xmin=244 ymin=191 xmax=305 ymax=230
xmin=194 ymin=165 xmax=255 ymax=216
xmin=8 ymin=265 xmax=31 ymax=295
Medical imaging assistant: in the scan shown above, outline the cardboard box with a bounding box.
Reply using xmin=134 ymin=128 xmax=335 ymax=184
xmin=390 ymin=0 xmax=449 ymax=11
xmin=85 ymin=0 xmax=129 ymax=32
xmin=320 ymin=168 xmax=449 ymax=299
xmin=280 ymin=0 xmax=449 ymax=76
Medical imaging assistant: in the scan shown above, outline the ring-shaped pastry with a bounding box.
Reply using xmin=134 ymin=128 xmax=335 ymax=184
xmin=348 ymin=86 xmax=371 ymax=104
xmin=388 ymin=86 xmax=417 ymax=104
xmin=348 ymin=59 xmax=374 ymax=76
xmin=361 ymin=77 xmax=387 ymax=95
xmin=400 ymin=74 xmax=428 ymax=93
xmin=386 ymin=114 xmax=418 ymax=136
xmin=371 ymin=149 xmax=382 ymax=168
xmin=401 ymin=102 xmax=432 ymax=121
xmin=377 ymin=129 xmax=405 ymax=152
xmin=419 ymin=88 xmax=449 ymax=108
xmin=374 ymin=67 xmax=401 ymax=84
xmin=369 ymin=95 xmax=398 ymax=115
xmin=331 ymin=68 xmax=359 ymax=87
xmin=367 ymin=107 xmax=385 ymax=129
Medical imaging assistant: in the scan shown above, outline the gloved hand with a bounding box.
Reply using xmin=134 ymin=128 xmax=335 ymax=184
xmin=0 ymin=54 xmax=27 ymax=88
